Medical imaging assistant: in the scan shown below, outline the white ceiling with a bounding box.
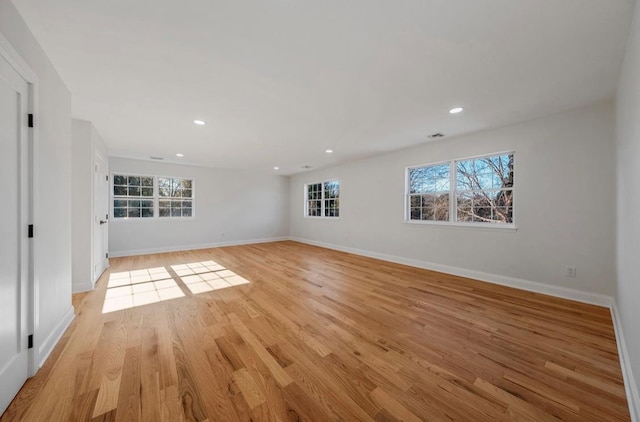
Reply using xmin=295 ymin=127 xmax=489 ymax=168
xmin=13 ymin=0 xmax=635 ymax=174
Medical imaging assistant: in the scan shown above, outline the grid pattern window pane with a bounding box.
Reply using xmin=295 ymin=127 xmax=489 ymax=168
xmin=455 ymin=154 xmax=513 ymax=224
xmin=113 ymin=175 xmax=154 ymax=218
xmin=408 ymin=164 xmax=450 ymax=221
xmin=323 ymin=181 xmax=340 ymax=217
xmin=306 ymin=183 xmax=322 ymax=217
xmin=158 ymin=177 xmax=194 ymax=218
xmin=306 ymin=181 xmax=340 ymax=218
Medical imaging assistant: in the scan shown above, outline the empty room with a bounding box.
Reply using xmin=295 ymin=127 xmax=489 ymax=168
xmin=1 ymin=0 xmax=640 ymax=421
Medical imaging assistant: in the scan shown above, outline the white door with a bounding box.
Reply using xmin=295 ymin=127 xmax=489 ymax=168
xmin=93 ymin=152 xmax=109 ymax=283
xmin=0 ymin=54 xmax=30 ymax=414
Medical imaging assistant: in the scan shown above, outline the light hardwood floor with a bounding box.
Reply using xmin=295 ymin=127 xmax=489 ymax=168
xmin=1 ymin=241 xmax=630 ymax=421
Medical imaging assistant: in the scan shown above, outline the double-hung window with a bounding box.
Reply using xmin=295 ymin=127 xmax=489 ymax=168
xmin=305 ymin=180 xmax=340 ymax=218
xmin=455 ymin=154 xmax=513 ymax=223
xmin=113 ymin=175 xmax=155 ymax=218
xmin=158 ymin=177 xmax=193 ymax=217
xmin=408 ymin=163 xmax=450 ymax=221
xmin=112 ymin=174 xmax=194 ymax=219
xmin=406 ymin=152 xmax=514 ymax=225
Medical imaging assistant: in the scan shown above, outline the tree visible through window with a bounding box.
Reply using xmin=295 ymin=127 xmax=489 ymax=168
xmin=113 ymin=175 xmax=155 ymax=218
xmin=408 ymin=163 xmax=450 ymax=221
xmin=305 ymin=180 xmax=340 ymax=218
xmin=158 ymin=177 xmax=193 ymax=217
xmin=112 ymin=174 xmax=194 ymax=219
xmin=456 ymin=154 xmax=513 ymax=223
xmin=407 ymin=152 xmax=514 ymax=225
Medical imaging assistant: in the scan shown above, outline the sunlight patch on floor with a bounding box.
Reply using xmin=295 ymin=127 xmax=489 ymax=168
xmin=172 ymin=260 xmax=250 ymax=294
xmin=102 ymin=268 xmax=185 ymax=313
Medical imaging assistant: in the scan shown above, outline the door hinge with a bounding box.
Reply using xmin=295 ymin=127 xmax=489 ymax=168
xmin=28 ymin=334 xmax=33 ymax=349
xmin=28 ymin=224 xmax=34 ymax=238
xmin=106 ymin=253 xmax=109 ymax=259
xmin=28 ymin=114 xmax=34 ymax=128
xmin=106 ymin=175 xmax=109 ymax=181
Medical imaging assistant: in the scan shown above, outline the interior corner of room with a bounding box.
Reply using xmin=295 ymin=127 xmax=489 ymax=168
xmin=1 ymin=0 xmax=640 ymax=420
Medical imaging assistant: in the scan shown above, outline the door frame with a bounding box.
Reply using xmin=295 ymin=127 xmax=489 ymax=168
xmin=93 ymin=150 xmax=109 ymax=284
xmin=0 ymin=33 xmax=39 ymax=377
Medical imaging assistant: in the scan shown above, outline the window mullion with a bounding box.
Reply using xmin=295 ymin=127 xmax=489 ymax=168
xmin=154 ymin=176 xmax=158 ymax=219
xmin=450 ymin=160 xmax=457 ymax=222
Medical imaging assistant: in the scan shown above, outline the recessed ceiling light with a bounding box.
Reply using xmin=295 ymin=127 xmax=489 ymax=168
xmin=449 ymin=107 xmax=464 ymax=114
xmin=325 ymin=149 xmax=333 ymax=153
xmin=273 ymin=166 xmax=279 ymax=170
xmin=176 ymin=153 xmax=184 ymax=157
xmin=193 ymin=120 xmax=205 ymax=125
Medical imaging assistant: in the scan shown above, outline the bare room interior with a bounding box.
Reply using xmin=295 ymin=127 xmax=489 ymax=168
xmin=1 ymin=0 xmax=640 ymax=420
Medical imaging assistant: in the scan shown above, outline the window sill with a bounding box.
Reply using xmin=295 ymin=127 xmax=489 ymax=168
xmin=403 ymin=220 xmax=517 ymax=232
xmin=304 ymin=216 xmax=340 ymax=221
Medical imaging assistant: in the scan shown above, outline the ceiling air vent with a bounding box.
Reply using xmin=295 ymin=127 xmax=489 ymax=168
xmin=150 ymin=156 xmax=164 ymax=160
xmin=428 ymin=133 xmax=445 ymax=139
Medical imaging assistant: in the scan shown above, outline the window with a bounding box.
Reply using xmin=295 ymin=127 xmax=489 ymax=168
xmin=408 ymin=163 xmax=450 ymax=221
xmin=406 ymin=152 xmax=514 ymax=225
xmin=306 ymin=183 xmax=323 ymax=216
xmin=305 ymin=180 xmax=340 ymax=218
xmin=113 ymin=175 xmax=155 ymax=218
xmin=456 ymin=154 xmax=513 ymax=223
xmin=158 ymin=177 xmax=193 ymax=217
xmin=112 ymin=174 xmax=194 ymax=219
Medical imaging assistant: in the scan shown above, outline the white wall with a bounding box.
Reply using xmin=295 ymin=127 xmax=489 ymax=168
xmin=290 ymin=102 xmax=616 ymax=298
xmin=71 ymin=119 xmax=108 ymax=292
xmin=616 ymin=0 xmax=640 ymax=417
xmin=0 ymin=0 xmax=74 ymax=367
xmin=71 ymin=120 xmax=91 ymax=292
xmin=109 ymin=158 xmax=290 ymax=256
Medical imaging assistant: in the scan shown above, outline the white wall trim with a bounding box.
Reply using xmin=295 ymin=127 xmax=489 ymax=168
xmin=0 ymin=33 xmax=38 ymax=83
xmin=109 ymin=236 xmax=290 ymax=258
xmin=36 ymin=306 xmax=74 ymax=369
xmin=290 ymin=237 xmax=640 ymax=418
xmin=0 ymin=31 xmax=41 ymax=378
xmin=290 ymin=237 xmax=613 ymax=307
xmin=611 ymin=302 xmax=640 ymax=422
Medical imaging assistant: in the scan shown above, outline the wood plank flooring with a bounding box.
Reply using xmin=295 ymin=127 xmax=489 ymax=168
xmin=1 ymin=241 xmax=630 ymax=421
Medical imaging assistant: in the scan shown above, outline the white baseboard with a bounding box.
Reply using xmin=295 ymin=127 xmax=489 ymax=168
xmin=83 ymin=236 xmax=640 ymax=420
xmin=109 ymin=236 xmax=290 ymax=258
xmin=72 ymin=280 xmax=94 ymax=294
xmin=291 ymin=237 xmax=640 ymax=418
xmin=611 ymin=303 xmax=640 ymax=422
xmin=290 ymin=237 xmax=613 ymax=307
xmin=37 ymin=306 xmax=75 ymax=369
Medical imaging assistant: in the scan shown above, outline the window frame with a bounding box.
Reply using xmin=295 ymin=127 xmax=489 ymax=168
xmin=112 ymin=173 xmax=156 ymax=219
xmin=404 ymin=151 xmax=516 ymax=230
xmin=304 ymin=179 xmax=340 ymax=219
xmin=110 ymin=172 xmax=195 ymax=221
xmin=406 ymin=159 xmax=452 ymax=223
xmin=157 ymin=175 xmax=195 ymax=219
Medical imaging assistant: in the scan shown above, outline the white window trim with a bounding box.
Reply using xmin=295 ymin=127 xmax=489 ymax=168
xmin=156 ymin=175 xmax=195 ymax=219
xmin=404 ymin=151 xmax=515 ymax=230
xmin=110 ymin=172 xmax=195 ymax=221
xmin=304 ymin=179 xmax=340 ymax=219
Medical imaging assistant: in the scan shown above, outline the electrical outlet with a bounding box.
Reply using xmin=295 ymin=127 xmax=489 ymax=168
xmin=566 ymin=266 xmax=576 ymax=278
